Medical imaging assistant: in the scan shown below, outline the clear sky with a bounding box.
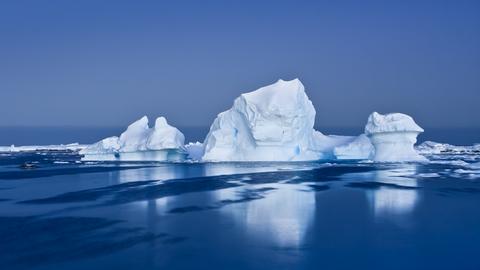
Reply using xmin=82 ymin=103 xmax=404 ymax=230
xmin=1 ymin=0 xmax=479 ymax=129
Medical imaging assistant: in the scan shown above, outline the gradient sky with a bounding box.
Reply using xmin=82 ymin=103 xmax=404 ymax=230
xmin=1 ymin=0 xmax=479 ymax=129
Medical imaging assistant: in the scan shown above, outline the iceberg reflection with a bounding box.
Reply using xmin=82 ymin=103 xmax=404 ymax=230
xmin=369 ymin=165 xmax=419 ymax=216
xmin=117 ymin=165 xmax=188 ymax=183
xmin=216 ymin=183 xmax=315 ymax=248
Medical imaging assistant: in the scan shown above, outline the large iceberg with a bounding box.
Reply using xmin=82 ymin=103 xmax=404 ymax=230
xmin=202 ymin=79 xmax=349 ymax=161
xmin=365 ymin=112 xmax=426 ymax=162
xmin=81 ymin=116 xmax=186 ymax=161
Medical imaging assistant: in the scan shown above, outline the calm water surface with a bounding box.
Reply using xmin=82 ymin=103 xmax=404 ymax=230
xmin=0 ymin=148 xmax=479 ymax=269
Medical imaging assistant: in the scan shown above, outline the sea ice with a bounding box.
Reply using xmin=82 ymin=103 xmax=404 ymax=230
xmin=416 ymin=141 xmax=480 ymax=155
xmin=0 ymin=143 xmax=86 ymax=153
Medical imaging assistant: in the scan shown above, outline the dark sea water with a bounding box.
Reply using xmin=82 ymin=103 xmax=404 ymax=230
xmin=0 ymin=128 xmax=479 ymax=269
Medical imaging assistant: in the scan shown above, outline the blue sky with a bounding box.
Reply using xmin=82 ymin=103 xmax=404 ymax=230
xmin=0 ymin=0 xmax=479 ymax=128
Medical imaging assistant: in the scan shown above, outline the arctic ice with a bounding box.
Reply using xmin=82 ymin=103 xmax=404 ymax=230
xmin=202 ymin=79 xmax=353 ymax=161
xmin=80 ymin=116 xmax=186 ymax=161
xmin=365 ymin=112 xmax=427 ymax=162
xmin=76 ymin=78 xmax=428 ymax=163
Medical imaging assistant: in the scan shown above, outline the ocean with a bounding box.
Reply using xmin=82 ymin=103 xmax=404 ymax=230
xmin=0 ymin=127 xmax=479 ymax=269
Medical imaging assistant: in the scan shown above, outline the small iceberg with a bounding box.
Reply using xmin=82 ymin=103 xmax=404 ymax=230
xmin=365 ymin=112 xmax=426 ymax=162
xmin=80 ymin=116 xmax=186 ymax=161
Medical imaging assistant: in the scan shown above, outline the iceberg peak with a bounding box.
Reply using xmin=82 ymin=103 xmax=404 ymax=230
xmin=127 ymin=116 xmax=149 ymax=130
xmin=118 ymin=116 xmax=151 ymax=152
xmin=365 ymin=112 xmax=424 ymax=135
xmin=154 ymin=116 xmax=169 ymax=129
xmin=147 ymin=117 xmax=185 ymax=150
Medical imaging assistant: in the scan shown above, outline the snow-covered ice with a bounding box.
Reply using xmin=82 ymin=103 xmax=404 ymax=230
xmin=365 ymin=112 xmax=426 ymax=162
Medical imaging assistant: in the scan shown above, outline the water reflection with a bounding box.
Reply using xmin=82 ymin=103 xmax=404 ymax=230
xmin=117 ymin=165 xmax=188 ymax=183
xmin=216 ymin=183 xmax=315 ymax=248
xmin=203 ymin=162 xmax=321 ymax=177
xmin=368 ymin=165 xmax=419 ymax=217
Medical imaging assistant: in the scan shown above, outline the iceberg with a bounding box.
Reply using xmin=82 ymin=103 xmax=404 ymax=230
xmin=333 ymin=134 xmax=374 ymax=160
xmin=365 ymin=112 xmax=427 ymax=162
xmin=202 ymin=79 xmax=344 ymax=161
xmin=147 ymin=117 xmax=185 ymax=150
xmin=117 ymin=116 xmax=151 ymax=152
xmin=80 ymin=116 xmax=186 ymax=161
xmin=66 ymin=79 xmax=437 ymax=163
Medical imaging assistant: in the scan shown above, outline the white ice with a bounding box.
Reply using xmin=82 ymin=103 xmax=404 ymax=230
xmin=333 ymin=134 xmax=374 ymax=160
xmin=80 ymin=116 xmax=186 ymax=161
xmin=0 ymin=143 xmax=86 ymax=153
xmin=202 ymin=79 xmax=350 ymax=161
xmin=416 ymin=141 xmax=480 ymax=155
xmin=8 ymin=79 xmax=474 ymax=164
xmin=365 ymin=112 xmax=427 ymax=162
